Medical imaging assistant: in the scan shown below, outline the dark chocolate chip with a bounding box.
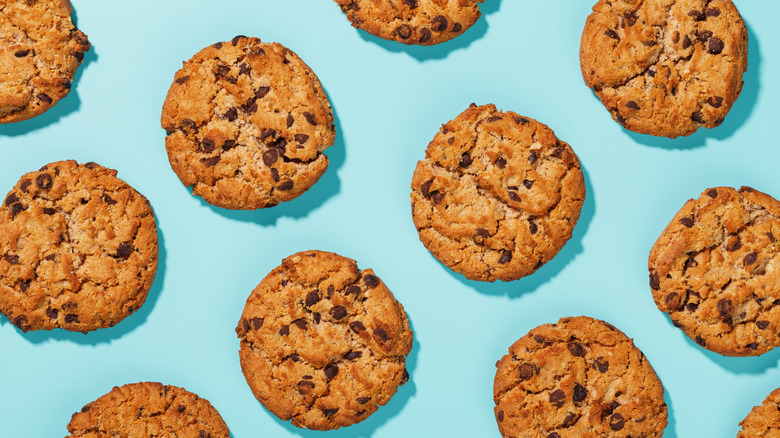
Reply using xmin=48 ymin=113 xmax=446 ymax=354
xmin=364 ymin=275 xmax=379 ymax=287
xmin=65 ymin=314 xmax=79 ymax=323
xmin=12 ymin=315 xmax=28 ymax=329
xmin=529 ymin=221 xmax=538 ymax=235
xmin=231 ymin=35 xmax=245 ymax=46
xmin=305 ymin=291 xmax=320 ymax=307
xmin=293 ymin=319 xmax=307 ymax=330
xmin=36 ymin=173 xmax=52 ymax=189
xmin=495 ymin=157 xmax=507 ymax=169
xmin=688 ymin=10 xmax=705 ymax=21
xmin=706 ymin=188 xmax=718 ymax=198
xmin=548 ymin=434 xmax=560 ymax=438
xmin=262 ymin=148 xmax=278 ymax=166
xmin=344 ymin=350 xmax=363 ymax=360
xmin=567 ymin=343 xmax=584 ymax=357
xmin=452 ymin=23 xmax=462 ymax=32
xmin=238 ymin=63 xmax=251 ymax=75
xmin=324 ymin=364 xmax=339 ymax=379
xmin=706 ymin=8 xmax=721 ymax=17
xmin=497 ymin=410 xmax=504 ymax=422
xmin=19 ymin=279 xmax=30 ymax=292
xmin=212 ymin=42 xmax=223 ymax=49
xmin=321 ymin=407 xmax=339 ymax=416
xmin=103 ymin=194 xmax=118 ymax=205
xmin=116 ymin=242 xmax=132 ymax=259
xmin=19 ymin=180 xmax=31 ymax=192
xmin=757 ymin=320 xmax=770 ymax=330
xmin=744 ymin=252 xmax=758 ymax=266
xmin=4 ymin=254 xmax=19 ymax=264
xmin=201 ymin=156 xmax=220 ymax=167
xmin=573 ymin=383 xmax=587 ymax=402
xmin=295 ymin=134 xmax=309 ymax=144
xmin=330 ymin=306 xmax=347 ymax=320
xmin=404 ymin=0 xmax=417 ymax=8
xmin=419 ymin=28 xmax=432 ymax=43
xmin=518 ymin=363 xmax=537 ymax=380
xmin=37 ymin=93 xmax=52 ymax=104
xmin=747 ymin=343 xmax=759 ymax=350
xmin=529 ymin=151 xmax=537 ymax=164
xmin=459 ymin=153 xmax=472 ymax=167
xmin=177 ymin=405 xmax=186 ymax=413
xmin=222 ymin=140 xmax=237 ymax=150
xmin=278 ymin=180 xmax=294 ymax=191
xmin=498 ymin=250 xmax=512 ymax=264
xmin=200 ymin=138 xmax=215 ymax=153
xmin=396 ymin=24 xmax=412 ymax=39
xmin=279 ymin=325 xmax=290 ymax=336
xmin=708 ymin=38 xmax=724 ymax=55
xmin=717 ymin=299 xmax=733 ymax=316
xmin=175 ymin=75 xmax=190 ymax=84
xmin=431 ymin=15 xmax=448 ymax=32
xmin=727 ymin=236 xmax=742 ymax=252
xmin=691 ymin=112 xmax=705 ymax=123
xmin=594 ymin=356 xmax=609 ymax=372
xmin=666 ymin=292 xmax=681 ymax=309
xmin=507 ymin=190 xmax=521 ymax=202
xmin=683 ymin=35 xmax=691 ymax=49
xmin=350 ymin=321 xmax=365 ymax=332
xmin=610 ymin=413 xmax=625 ymax=431
xmin=488 ymin=116 xmax=503 ymax=123
xmin=626 ymin=101 xmax=640 ymax=110
xmin=224 ymin=107 xmax=238 ymax=121
xmin=255 ymin=87 xmax=270 ymax=99
xmin=680 ymin=217 xmax=694 ymax=227
xmin=697 ymin=30 xmax=713 ymax=42
xmin=696 ymin=335 xmax=706 ymax=346
xmin=604 ymin=29 xmax=619 ymax=40
xmin=474 ymin=228 xmax=490 ymax=244
xmin=81 ymin=405 xmax=91 ymax=413
xmin=251 ymin=317 xmax=264 ymax=329
xmin=374 ymin=327 xmax=388 ymax=342
xmin=562 ymin=413 xmax=577 ymax=427
xmin=14 ymin=49 xmax=30 ymax=57
xmin=303 ymin=111 xmax=317 ymax=125
xmin=44 ymin=254 xmax=55 ymax=261
xmin=549 ymin=389 xmax=566 ymax=407
xmin=624 ymin=13 xmax=638 ymax=26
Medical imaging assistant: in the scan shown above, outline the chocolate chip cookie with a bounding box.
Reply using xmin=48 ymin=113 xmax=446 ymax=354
xmin=334 ymin=0 xmax=484 ymax=45
xmin=738 ymin=388 xmax=780 ymax=438
xmin=649 ymin=186 xmax=780 ymax=356
xmin=161 ymin=36 xmax=335 ymax=209
xmin=410 ymin=104 xmax=586 ymax=282
xmin=0 ymin=0 xmax=90 ymax=123
xmin=236 ymin=250 xmax=413 ymax=430
xmin=0 ymin=160 xmax=158 ymax=333
xmin=494 ymin=316 xmax=668 ymax=437
xmin=66 ymin=382 xmax=230 ymax=438
xmin=580 ymin=0 xmax=748 ymax=138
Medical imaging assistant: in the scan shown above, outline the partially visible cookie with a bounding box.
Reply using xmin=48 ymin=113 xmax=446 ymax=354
xmin=66 ymin=382 xmax=230 ymax=438
xmin=494 ymin=316 xmax=668 ymax=437
xmin=649 ymin=186 xmax=780 ymax=356
xmin=236 ymin=250 xmax=413 ymax=430
xmin=161 ymin=36 xmax=335 ymax=209
xmin=334 ymin=0 xmax=484 ymax=45
xmin=0 ymin=160 xmax=158 ymax=333
xmin=411 ymin=103 xmax=586 ymax=282
xmin=738 ymin=388 xmax=780 ymax=438
xmin=580 ymin=0 xmax=748 ymax=138
xmin=0 ymin=0 xmax=90 ymax=123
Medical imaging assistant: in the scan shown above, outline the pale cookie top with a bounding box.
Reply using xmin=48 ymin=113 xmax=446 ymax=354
xmin=66 ymin=382 xmax=230 ymax=438
xmin=334 ymin=0 xmax=484 ymax=45
xmin=236 ymin=250 xmax=412 ymax=431
xmin=738 ymin=388 xmax=780 ymax=438
xmin=0 ymin=0 xmax=90 ymax=123
xmin=649 ymin=186 xmax=780 ymax=356
xmin=494 ymin=316 xmax=668 ymax=438
xmin=161 ymin=36 xmax=335 ymax=210
xmin=0 ymin=160 xmax=158 ymax=333
xmin=411 ymin=104 xmax=585 ymax=282
xmin=580 ymin=0 xmax=747 ymax=138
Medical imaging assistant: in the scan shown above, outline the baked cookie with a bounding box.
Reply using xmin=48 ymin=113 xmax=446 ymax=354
xmin=334 ymin=0 xmax=484 ymax=45
xmin=66 ymin=382 xmax=230 ymax=437
xmin=0 ymin=160 xmax=158 ymax=333
xmin=580 ymin=0 xmax=748 ymax=138
xmin=494 ymin=316 xmax=668 ymax=437
xmin=738 ymin=388 xmax=780 ymax=438
xmin=649 ymin=186 xmax=780 ymax=356
xmin=161 ymin=36 xmax=335 ymax=209
xmin=410 ymin=104 xmax=586 ymax=282
xmin=0 ymin=0 xmax=90 ymax=123
xmin=236 ymin=250 xmax=412 ymax=430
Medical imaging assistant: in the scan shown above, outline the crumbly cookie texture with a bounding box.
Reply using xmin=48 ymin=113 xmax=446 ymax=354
xmin=236 ymin=250 xmax=412 ymax=430
xmin=0 ymin=0 xmax=90 ymax=123
xmin=649 ymin=186 xmax=780 ymax=356
xmin=66 ymin=382 xmax=230 ymax=438
xmin=410 ymin=103 xmax=585 ymax=282
xmin=334 ymin=0 xmax=484 ymax=45
xmin=580 ymin=0 xmax=747 ymax=138
xmin=161 ymin=36 xmax=335 ymax=210
xmin=0 ymin=160 xmax=158 ymax=333
xmin=494 ymin=316 xmax=668 ymax=438
xmin=738 ymin=388 xmax=780 ymax=438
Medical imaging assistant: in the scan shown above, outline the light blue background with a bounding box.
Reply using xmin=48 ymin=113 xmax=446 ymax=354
xmin=0 ymin=1 xmax=777 ymax=436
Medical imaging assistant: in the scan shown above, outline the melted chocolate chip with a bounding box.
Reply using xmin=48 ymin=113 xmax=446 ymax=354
xmin=324 ymin=364 xmax=339 ymax=379
xmin=293 ymin=319 xmax=307 ymax=330
xmin=419 ymin=28 xmax=432 ymax=43
xmin=364 ymin=275 xmax=379 ymax=287
xmin=330 ymin=306 xmax=347 ymax=320
xmin=708 ymin=38 xmax=724 ymax=55
xmin=36 ymin=173 xmax=52 ymax=190
xmin=573 ymin=383 xmax=587 ymax=402
xmin=529 ymin=221 xmax=538 ymax=235
xmin=549 ymin=389 xmax=565 ymax=407
xmin=201 ymin=156 xmax=220 ymax=167
xmin=474 ymin=228 xmax=490 ymax=244
xmin=523 ymin=179 xmax=534 ymax=189
xmin=665 ymin=292 xmax=680 ymax=309
xmin=683 ymin=35 xmax=691 ymax=49
xmin=609 ymin=413 xmax=625 ymax=431
xmin=295 ymin=134 xmax=309 ymax=144
xmin=262 ymin=148 xmax=278 ymax=166
xmin=305 ymin=291 xmax=320 ymax=307
xmin=321 ymin=407 xmax=339 ymax=416
xmin=518 ymin=363 xmax=537 ymax=380
xmin=431 ymin=15 xmax=448 ymax=32
xmin=65 ymin=314 xmax=79 ymax=323
xmin=224 ymin=107 xmax=238 ymax=121
xmin=115 ymin=242 xmax=132 ymax=259
xmin=459 ymin=153 xmax=472 ymax=167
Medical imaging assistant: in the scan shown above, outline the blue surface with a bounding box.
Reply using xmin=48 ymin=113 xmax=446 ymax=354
xmin=0 ymin=0 xmax=778 ymax=436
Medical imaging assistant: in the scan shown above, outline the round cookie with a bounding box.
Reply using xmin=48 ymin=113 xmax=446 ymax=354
xmin=0 ymin=0 xmax=90 ymax=123
xmin=0 ymin=160 xmax=158 ymax=333
xmin=410 ymin=103 xmax=586 ymax=282
xmin=236 ymin=250 xmax=412 ymax=430
xmin=494 ymin=316 xmax=668 ymax=437
xmin=580 ymin=0 xmax=748 ymax=138
xmin=334 ymin=0 xmax=484 ymax=45
xmin=649 ymin=186 xmax=780 ymax=356
xmin=66 ymin=382 xmax=230 ymax=437
xmin=738 ymin=388 xmax=780 ymax=438
xmin=161 ymin=36 xmax=335 ymax=210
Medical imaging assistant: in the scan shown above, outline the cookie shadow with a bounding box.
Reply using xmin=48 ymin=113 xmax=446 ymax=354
xmin=199 ymin=101 xmax=345 ymax=226
xmin=7 ymin=221 xmax=168 ymax=345
xmin=354 ymin=0 xmax=502 ymax=61
xmin=698 ymin=338 xmax=780 ymax=375
xmin=624 ymin=23 xmax=760 ymax=150
xmin=0 ymin=7 xmax=96 ymax=137
xmin=662 ymin=383 xmax=679 ymax=438
xmin=271 ymin=316 xmax=420 ymax=437
xmin=445 ymin=165 xmax=595 ymax=297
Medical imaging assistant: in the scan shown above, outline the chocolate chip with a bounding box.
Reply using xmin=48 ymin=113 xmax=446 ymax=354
xmin=65 ymin=314 xmax=79 ymax=323
xmin=262 ymin=148 xmax=278 ymax=166
xmin=757 ymin=320 xmax=770 ymax=330
xmin=303 ymin=112 xmax=317 ymax=125
xmin=705 ymin=188 xmax=719 ymax=198
xmin=175 ymin=75 xmax=189 ymax=84
xmin=529 ymin=151 xmax=537 ymax=164
xmin=10 ymin=202 xmax=23 ymax=218
xmin=691 ymin=112 xmax=705 ymax=123
xmin=704 ymin=96 xmax=724 ymax=110
xmin=747 ymin=343 xmax=759 ymax=350
xmin=688 ymin=10 xmax=705 ymax=21
xmin=278 ymin=180 xmax=294 ymax=191
xmin=551 ymin=146 xmax=565 ymax=158
xmin=81 ymin=405 xmax=91 ymax=413
xmin=231 ymin=35 xmax=245 ymax=46
xmin=548 ymin=434 xmax=560 ymax=438
xmin=44 ymin=254 xmax=55 ymax=261
xmin=717 ymin=299 xmax=733 ymax=316
xmin=238 ymin=63 xmax=251 ymax=75
xmin=727 ymin=236 xmax=742 ymax=252
xmin=212 ymin=42 xmax=223 ymax=49
xmin=708 ymin=38 xmax=724 ymax=55
xmin=452 ymin=23 xmax=462 ymax=32
xmin=374 ymin=327 xmax=388 ymax=342
xmin=350 ymin=321 xmax=365 ymax=332
xmin=529 ymin=221 xmax=538 ymax=235
xmin=251 ymin=317 xmax=264 ymax=329
xmin=507 ymin=190 xmax=521 ymax=202
xmin=396 ymin=24 xmax=413 ymax=39
xmin=497 ymin=410 xmax=504 ymax=422
xmin=624 ymin=13 xmax=638 ymax=26
xmin=610 ymin=413 xmax=625 ymax=431
xmin=200 ymin=138 xmax=215 ymax=153
xmin=744 ymin=252 xmax=758 ymax=266
xmin=3 ymin=254 xmax=19 ymax=264
xmin=567 ymin=343 xmax=584 ymax=357
xmin=18 ymin=279 xmax=30 ymax=292
xmin=665 ymin=292 xmax=681 ymax=309
xmin=222 ymin=140 xmax=237 ymax=150
xmin=431 ymin=15 xmax=448 ymax=32
xmin=697 ymin=30 xmax=713 ymax=42
xmin=488 ymin=116 xmax=503 ymax=123
xmin=547 ymin=389 xmax=566 ymax=407
xmin=36 ymin=173 xmax=52 ymax=190
xmin=255 ymin=87 xmax=270 ymax=99
xmin=680 ymin=217 xmax=694 ymax=227
xmin=305 ymin=291 xmax=320 ymax=307
xmin=626 ymin=101 xmax=640 ymax=110
xmin=696 ymin=335 xmax=706 ymax=346
xmin=295 ymin=134 xmax=309 ymax=144
xmin=224 ymin=107 xmax=238 ymax=121
xmin=330 ymin=306 xmax=347 ymax=320
xmin=683 ymin=35 xmax=691 ymax=49
xmin=402 ymin=368 xmax=409 ymax=382
xmin=594 ymin=356 xmax=609 ymax=372
xmin=201 ymin=156 xmax=220 ymax=167
xmin=176 ymin=405 xmax=185 ymax=413
xmin=356 ymin=396 xmax=371 ymax=405
xmin=37 ymin=93 xmax=52 ymax=104
xmin=344 ymin=350 xmax=363 ymax=360
xmin=562 ymin=413 xmax=577 ymax=427
xmin=604 ymin=29 xmax=619 ymax=40
xmin=116 ymin=242 xmax=132 ymax=259
xmin=459 ymin=153 xmax=472 ymax=167
xmin=498 ymin=250 xmax=512 ymax=264
xmin=74 ymin=51 xmax=84 ymax=61
xmin=14 ymin=49 xmax=30 ymax=57
xmin=360 ymin=275 xmax=378 ymax=288
xmin=44 ymin=307 xmax=58 ymax=320
xmin=279 ymin=325 xmax=290 ymax=336
xmin=293 ymin=319 xmax=307 ymax=330
xmin=706 ymin=8 xmax=721 ymax=17
xmin=321 ymin=407 xmax=339 ymax=416
xmin=419 ymin=28 xmax=432 ymax=43
xmin=573 ymin=383 xmax=587 ymax=402
xmin=474 ymin=228 xmax=490 ymax=244
xmin=324 ymin=364 xmax=339 ymax=379
xmin=404 ymin=0 xmax=417 ymax=8
xmin=518 ymin=363 xmax=537 ymax=380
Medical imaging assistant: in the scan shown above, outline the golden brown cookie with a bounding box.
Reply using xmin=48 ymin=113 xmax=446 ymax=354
xmin=649 ymin=186 xmax=780 ymax=356
xmin=0 ymin=160 xmax=158 ymax=333
xmin=494 ymin=316 xmax=668 ymax=437
xmin=410 ymin=103 xmax=586 ymax=282
xmin=66 ymin=382 xmax=230 ymax=438
xmin=161 ymin=36 xmax=335 ymax=209
xmin=236 ymin=250 xmax=413 ymax=430
xmin=0 ymin=0 xmax=90 ymax=123
xmin=580 ymin=0 xmax=748 ymax=138
xmin=738 ymin=388 xmax=780 ymax=438
xmin=334 ymin=0 xmax=484 ymax=45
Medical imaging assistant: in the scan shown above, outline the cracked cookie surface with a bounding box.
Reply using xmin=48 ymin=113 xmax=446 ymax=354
xmin=649 ymin=186 xmax=780 ymax=356
xmin=0 ymin=0 xmax=90 ymax=123
xmin=236 ymin=250 xmax=412 ymax=430
xmin=0 ymin=160 xmax=158 ymax=333
xmin=161 ymin=36 xmax=335 ymax=209
xmin=66 ymin=382 xmax=230 ymax=438
xmin=738 ymin=387 xmax=780 ymax=438
xmin=494 ymin=316 xmax=667 ymax=438
xmin=580 ymin=0 xmax=747 ymax=138
xmin=410 ymin=104 xmax=585 ymax=282
xmin=334 ymin=0 xmax=484 ymax=45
